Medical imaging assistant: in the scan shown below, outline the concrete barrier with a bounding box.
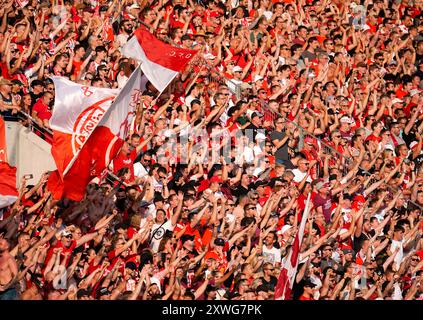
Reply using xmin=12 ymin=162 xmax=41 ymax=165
xmin=4 ymin=121 xmax=56 ymax=187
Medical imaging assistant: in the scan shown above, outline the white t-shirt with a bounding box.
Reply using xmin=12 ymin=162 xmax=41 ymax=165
xmin=262 ymin=246 xmax=281 ymax=265
xmin=134 ymin=162 xmax=148 ymax=179
xmin=390 ymin=239 xmax=404 ymax=270
xmin=292 ymin=169 xmax=312 ymax=183
xmin=150 ymin=220 xmax=174 ymax=252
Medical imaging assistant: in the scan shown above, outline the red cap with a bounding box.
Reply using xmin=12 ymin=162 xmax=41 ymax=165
xmin=209 ymin=176 xmax=223 ymax=184
xmin=209 ymin=11 xmax=221 ymax=18
xmin=304 ymin=137 xmax=314 ymax=144
xmin=353 ymin=195 xmax=365 ymax=204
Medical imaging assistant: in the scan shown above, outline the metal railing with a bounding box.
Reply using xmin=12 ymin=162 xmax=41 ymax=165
xmin=13 ymin=111 xmax=53 ymax=142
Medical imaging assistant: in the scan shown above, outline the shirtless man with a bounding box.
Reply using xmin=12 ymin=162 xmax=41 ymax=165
xmin=0 ymin=239 xmax=20 ymax=300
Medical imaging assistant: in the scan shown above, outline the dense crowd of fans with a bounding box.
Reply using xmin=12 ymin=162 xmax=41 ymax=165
xmin=1 ymin=0 xmax=423 ymax=301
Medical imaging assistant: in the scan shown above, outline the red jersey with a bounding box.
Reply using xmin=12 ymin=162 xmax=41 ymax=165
xmin=112 ymin=149 xmax=137 ymax=181
xmin=32 ymin=99 xmax=52 ymax=120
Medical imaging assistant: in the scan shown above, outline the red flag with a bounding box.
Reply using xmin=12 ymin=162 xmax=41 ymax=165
xmin=121 ymin=26 xmax=197 ymax=92
xmin=0 ymin=162 xmax=18 ymax=209
xmin=0 ymin=117 xmax=7 ymax=163
xmin=274 ymin=193 xmax=311 ymax=300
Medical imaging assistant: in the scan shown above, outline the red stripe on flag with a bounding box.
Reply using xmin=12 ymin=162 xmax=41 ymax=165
xmin=133 ymin=28 xmax=197 ymax=72
xmin=0 ymin=117 xmax=7 ymax=162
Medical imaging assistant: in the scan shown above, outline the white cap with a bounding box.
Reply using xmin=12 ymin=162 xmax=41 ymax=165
xmin=204 ymin=53 xmax=216 ymax=60
xmin=254 ymin=75 xmax=264 ymax=82
xmin=410 ymin=89 xmax=421 ymax=97
xmin=384 ymin=144 xmax=395 ymax=151
xmin=339 ymin=228 xmax=349 ymax=235
xmin=409 ymin=141 xmax=419 ymax=149
xmin=232 ymin=66 xmax=243 ymax=72
xmin=129 ymin=3 xmax=141 ymax=9
xmin=256 ymin=132 xmax=266 ymax=141
xmin=278 ymin=225 xmax=292 ymax=236
xmin=391 ymin=98 xmax=403 ymax=104
xmin=398 ymin=25 xmax=408 ymax=34
xmin=340 ymin=116 xmax=354 ymax=124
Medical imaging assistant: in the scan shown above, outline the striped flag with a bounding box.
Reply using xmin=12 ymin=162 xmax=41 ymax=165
xmin=274 ymin=193 xmax=312 ymax=300
xmin=15 ymin=0 xmax=29 ymax=8
xmin=121 ymin=26 xmax=197 ymax=93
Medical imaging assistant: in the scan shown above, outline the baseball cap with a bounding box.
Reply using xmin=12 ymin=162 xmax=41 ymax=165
xmin=181 ymin=234 xmax=195 ymax=243
xmin=11 ymin=79 xmax=23 ymax=86
xmin=316 ymin=181 xmax=331 ymax=189
xmin=303 ymin=278 xmax=317 ymax=288
xmin=129 ymin=3 xmax=141 ymax=9
xmin=214 ymin=238 xmax=225 ymax=246
xmin=240 ymin=82 xmax=252 ymax=90
xmin=232 ymin=66 xmax=243 ymax=72
xmin=391 ymin=98 xmax=403 ymax=104
xmin=342 ymin=248 xmax=355 ymax=255
xmin=203 ymin=53 xmax=216 ymax=60
xmin=256 ymin=132 xmax=266 ymax=141
xmin=278 ymin=224 xmax=292 ymax=236
xmin=304 ymin=137 xmax=314 ymax=145
xmin=181 ymin=34 xmax=192 ymax=41
xmin=254 ymin=75 xmax=264 ymax=82
xmin=31 ymin=79 xmax=44 ymax=88
xmin=410 ymin=89 xmax=421 ymax=97
xmin=251 ymin=111 xmax=263 ymax=119
xmin=353 ymin=194 xmax=365 ymax=204
xmin=254 ymin=180 xmax=268 ymax=188
xmin=340 ymin=116 xmax=354 ymax=124
xmin=61 ymin=230 xmax=72 ymax=237
xmin=209 ymin=11 xmax=221 ymax=18
xmin=209 ymin=176 xmax=223 ymax=184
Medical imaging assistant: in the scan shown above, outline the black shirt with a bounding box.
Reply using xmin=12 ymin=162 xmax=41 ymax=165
xmin=260 ymin=275 xmax=278 ymax=291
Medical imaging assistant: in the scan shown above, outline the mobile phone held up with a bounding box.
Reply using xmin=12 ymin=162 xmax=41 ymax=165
xmin=23 ymin=174 xmax=34 ymax=180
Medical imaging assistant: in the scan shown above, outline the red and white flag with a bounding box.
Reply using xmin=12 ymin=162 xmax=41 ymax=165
xmin=49 ymin=77 xmax=119 ymax=177
xmin=48 ymin=67 xmax=143 ymax=201
xmin=121 ymin=26 xmax=197 ymax=92
xmin=0 ymin=117 xmax=7 ymax=163
xmin=274 ymin=193 xmax=311 ymax=300
xmin=0 ymin=117 xmax=17 ymax=209
xmin=15 ymin=0 xmax=29 ymax=8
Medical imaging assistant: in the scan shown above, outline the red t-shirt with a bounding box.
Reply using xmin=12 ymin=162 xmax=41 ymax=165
xmin=44 ymin=239 xmax=77 ymax=268
xmin=33 ymin=99 xmax=52 ymax=120
xmin=112 ymin=149 xmax=137 ymax=181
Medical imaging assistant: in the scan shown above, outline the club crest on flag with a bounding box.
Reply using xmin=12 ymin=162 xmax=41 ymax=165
xmin=71 ymin=97 xmax=115 ymax=156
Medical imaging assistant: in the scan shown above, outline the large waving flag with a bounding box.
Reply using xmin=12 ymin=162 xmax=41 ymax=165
xmin=274 ymin=193 xmax=311 ymax=300
xmin=121 ymin=27 xmax=198 ymax=92
xmin=47 ymin=67 xmax=143 ymax=201
xmin=0 ymin=117 xmax=18 ymax=209
xmin=49 ymin=78 xmax=119 ymax=177
xmin=0 ymin=117 xmax=7 ymax=163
